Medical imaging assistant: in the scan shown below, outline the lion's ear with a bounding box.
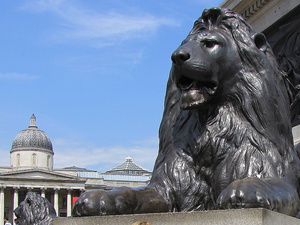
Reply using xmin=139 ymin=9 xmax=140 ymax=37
xmin=253 ymin=33 xmax=267 ymax=52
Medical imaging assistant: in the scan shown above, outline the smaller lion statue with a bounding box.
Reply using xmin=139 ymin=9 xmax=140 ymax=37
xmin=14 ymin=192 xmax=57 ymax=225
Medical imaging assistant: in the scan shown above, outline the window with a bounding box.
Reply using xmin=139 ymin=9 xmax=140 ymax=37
xmin=17 ymin=154 xmax=20 ymax=166
xmin=47 ymin=155 xmax=51 ymax=167
xmin=32 ymin=153 xmax=37 ymax=166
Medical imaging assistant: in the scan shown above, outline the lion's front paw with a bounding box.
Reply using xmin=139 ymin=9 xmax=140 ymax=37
xmin=72 ymin=187 xmax=136 ymax=216
xmin=216 ymin=177 xmax=279 ymax=210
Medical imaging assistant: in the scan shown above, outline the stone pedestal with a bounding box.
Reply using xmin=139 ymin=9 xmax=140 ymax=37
xmin=53 ymin=208 xmax=300 ymax=225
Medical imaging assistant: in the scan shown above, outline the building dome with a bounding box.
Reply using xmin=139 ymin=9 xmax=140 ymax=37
xmin=11 ymin=114 xmax=53 ymax=153
xmin=10 ymin=114 xmax=54 ymax=170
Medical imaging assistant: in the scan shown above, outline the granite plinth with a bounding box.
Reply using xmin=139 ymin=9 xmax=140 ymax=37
xmin=53 ymin=208 xmax=300 ymax=225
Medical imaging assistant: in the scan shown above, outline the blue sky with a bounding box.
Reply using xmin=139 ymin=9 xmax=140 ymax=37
xmin=0 ymin=0 xmax=224 ymax=172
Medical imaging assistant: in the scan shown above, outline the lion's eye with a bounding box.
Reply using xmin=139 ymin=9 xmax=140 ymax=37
xmin=27 ymin=199 xmax=31 ymax=206
xmin=203 ymin=40 xmax=218 ymax=48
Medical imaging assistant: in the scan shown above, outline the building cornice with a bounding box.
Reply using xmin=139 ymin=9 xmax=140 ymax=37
xmin=10 ymin=148 xmax=54 ymax=155
xmin=220 ymin=0 xmax=300 ymax=32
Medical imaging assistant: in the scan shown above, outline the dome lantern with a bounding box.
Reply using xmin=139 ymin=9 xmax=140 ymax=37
xmin=29 ymin=114 xmax=37 ymax=128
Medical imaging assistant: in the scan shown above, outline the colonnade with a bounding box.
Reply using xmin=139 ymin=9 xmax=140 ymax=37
xmin=0 ymin=186 xmax=82 ymax=223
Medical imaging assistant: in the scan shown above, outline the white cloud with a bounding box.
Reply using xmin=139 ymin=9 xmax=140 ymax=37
xmin=52 ymin=137 xmax=158 ymax=172
xmin=22 ymin=0 xmax=179 ymax=46
xmin=0 ymin=72 xmax=38 ymax=80
xmin=133 ymin=137 xmax=158 ymax=148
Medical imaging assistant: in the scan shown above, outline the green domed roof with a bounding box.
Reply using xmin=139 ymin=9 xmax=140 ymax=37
xmin=110 ymin=157 xmax=146 ymax=171
xmin=104 ymin=157 xmax=150 ymax=175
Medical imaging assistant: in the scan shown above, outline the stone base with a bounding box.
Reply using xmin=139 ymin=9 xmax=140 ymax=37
xmin=53 ymin=208 xmax=300 ymax=225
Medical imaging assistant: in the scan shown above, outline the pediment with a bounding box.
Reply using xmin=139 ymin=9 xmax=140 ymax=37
xmin=0 ymin=169 xmax=81 ymax=181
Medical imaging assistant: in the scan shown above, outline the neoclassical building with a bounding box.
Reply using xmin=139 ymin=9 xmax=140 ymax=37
xmin=0 ymin=115 xmax=151 ymax=222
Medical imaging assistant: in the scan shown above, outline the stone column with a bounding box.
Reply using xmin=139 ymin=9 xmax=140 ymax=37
xmin=41 ymin=188 xmax=46 ymax=198
xmin=67 ymin=189 xmax=72 ymax=217
xmin=0 ymin=187 xmax=4 ymax=223
xmin=54 ymin=188 xmax=59 ymax=216
xmin=13 ymin=187 xmax=19 ymax=220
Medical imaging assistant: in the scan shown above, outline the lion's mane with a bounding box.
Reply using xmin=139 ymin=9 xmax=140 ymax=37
xmin=150 ymin=8 xmax=300 ymax=212
xmin=14 ymin=192 xmax=56 ymax=225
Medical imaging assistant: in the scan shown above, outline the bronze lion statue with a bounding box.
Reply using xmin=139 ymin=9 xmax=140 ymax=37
xmin=72 ymin=7 xmax=300 ymax=217
xmin=14 ymin=192 xmax=57 ymax=225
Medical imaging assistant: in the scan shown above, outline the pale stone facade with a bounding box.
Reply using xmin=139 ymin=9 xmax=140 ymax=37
xmin=0 ymin=115 xmax=151 ymax=222
xmin=220 ymin=0 xmax=300 ymax=32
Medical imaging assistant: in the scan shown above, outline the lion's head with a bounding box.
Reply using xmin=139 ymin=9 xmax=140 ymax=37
xmin=158 ymin=7 xmax=292 ymax=152
xmin=171 ymin=7 xmax=282 ymax=111
xmin=14 ymin=192 xmax=56 ymax=225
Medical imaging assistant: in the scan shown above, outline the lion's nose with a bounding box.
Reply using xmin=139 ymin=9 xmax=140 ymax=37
xmin=171 ymin=48 xmax=190 ymax=66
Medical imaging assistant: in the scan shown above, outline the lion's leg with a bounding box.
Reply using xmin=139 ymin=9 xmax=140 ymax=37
xmin=216 ymin=177 xmax=300 ymax=216
xmin=72 ymin=186 xmax=169 ymax=216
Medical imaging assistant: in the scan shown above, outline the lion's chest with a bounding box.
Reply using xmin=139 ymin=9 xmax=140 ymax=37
xmin=195 ymin=113 xmax=243 ymax=165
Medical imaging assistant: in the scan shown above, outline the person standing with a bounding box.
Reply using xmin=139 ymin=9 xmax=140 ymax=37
xmin=3 ymin=218 xmax=12 ymax=225
xmin=14 ymin=218 xmax=19 ymax=225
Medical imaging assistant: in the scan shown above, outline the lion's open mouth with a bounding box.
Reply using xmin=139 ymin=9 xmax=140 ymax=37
xmin=177 ymin=75 xmax=218 ymax=95
xmin=177 ymin=75 xmax=218 ymax=109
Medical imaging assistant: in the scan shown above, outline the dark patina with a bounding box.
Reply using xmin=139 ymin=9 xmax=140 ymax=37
xmin=14 ymin=192 xmax=57 ymax=225
xmin=72 ymin=7 xmax=300 ymax=217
